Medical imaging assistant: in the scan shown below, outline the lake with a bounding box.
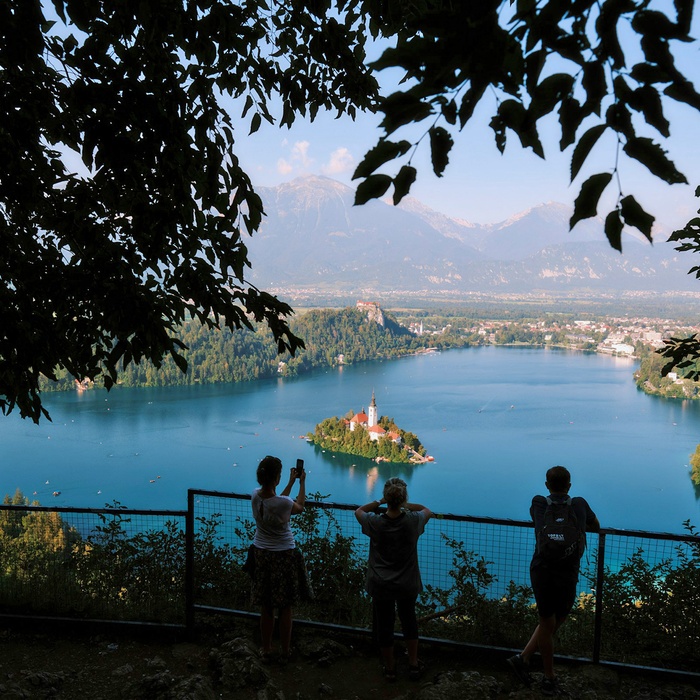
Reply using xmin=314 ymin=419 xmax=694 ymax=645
xmin=2 ymin=346 xmax=699 ymax=534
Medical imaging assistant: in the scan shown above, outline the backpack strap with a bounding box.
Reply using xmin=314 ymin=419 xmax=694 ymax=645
xmin=546 ymin=496 xmax=572 ymax=506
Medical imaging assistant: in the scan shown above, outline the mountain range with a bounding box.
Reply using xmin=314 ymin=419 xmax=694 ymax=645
xmin=245 ymin=175 xmax=698 ymax=294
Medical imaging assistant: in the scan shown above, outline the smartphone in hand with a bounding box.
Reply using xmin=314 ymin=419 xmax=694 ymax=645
xmin=295 ymin=458 xmax=305 ymax=478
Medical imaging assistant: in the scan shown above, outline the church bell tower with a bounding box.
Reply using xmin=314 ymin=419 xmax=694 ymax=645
xmin=368 ymin=390 xmax=378 ymax=428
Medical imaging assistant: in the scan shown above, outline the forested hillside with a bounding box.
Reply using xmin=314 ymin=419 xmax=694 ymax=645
xmin=634 ymin=350 xmax=700 ymax=400
xmin=40 ymin=307 xmax=475 ymax=392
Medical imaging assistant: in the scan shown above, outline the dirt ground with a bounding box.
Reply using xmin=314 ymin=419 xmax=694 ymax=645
xmin=1 ymin=618 xmax=468 ymax=699
xmin=1 ymin=617 xmax=699 ymax=699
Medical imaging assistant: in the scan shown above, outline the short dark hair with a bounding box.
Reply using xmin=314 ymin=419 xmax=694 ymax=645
xmin=256 ymin=455 xmax=282 ymax=487
xmin=546 ymin=465 xmax=571 ymax=492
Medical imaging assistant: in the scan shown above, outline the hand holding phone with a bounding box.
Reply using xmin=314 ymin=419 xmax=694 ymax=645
xmin=295 ymin=458 xmax=305 ymax=478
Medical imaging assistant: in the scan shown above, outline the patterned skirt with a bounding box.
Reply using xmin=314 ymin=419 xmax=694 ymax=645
xmin=251 ymin=547 xmax=314 ymax=608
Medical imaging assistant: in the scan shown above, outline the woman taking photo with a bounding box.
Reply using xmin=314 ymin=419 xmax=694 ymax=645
xmin=355 ymin=477 xmax=432 ymax=681
xmin=250 ymin=455 xmax=311 ymax=662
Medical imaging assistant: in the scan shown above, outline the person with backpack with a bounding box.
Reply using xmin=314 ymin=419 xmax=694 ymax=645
xmin=507 ymin=465 xmax=600 ymax=696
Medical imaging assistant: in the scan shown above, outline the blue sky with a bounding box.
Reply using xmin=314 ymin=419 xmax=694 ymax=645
xmin=233 ymin=23 xmax=700 ymax=232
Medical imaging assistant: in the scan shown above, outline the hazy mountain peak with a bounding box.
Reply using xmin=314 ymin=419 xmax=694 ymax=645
xmin=497 ymin=201 xmax=570 ymax=229
xmin=247 ymin=175 xmax=695 ymax=293
xmin=397 ymin=196 xmax=478 ymax=227
xmin=277 ymin=174 xmax=352 ymax=198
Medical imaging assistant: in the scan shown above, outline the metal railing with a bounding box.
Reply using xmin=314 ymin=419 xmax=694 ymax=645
xmin=2 ymin=492 xmax=699 ymax=679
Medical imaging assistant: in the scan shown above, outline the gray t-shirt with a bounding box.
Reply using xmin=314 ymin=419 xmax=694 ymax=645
xmin=358 ymin=510 xmax=428 ymax=599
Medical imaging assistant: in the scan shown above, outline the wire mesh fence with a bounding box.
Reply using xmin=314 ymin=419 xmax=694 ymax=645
xmin=594 ymin=528 xmax=700 ymax=670
xmin=0 ymin=505 xmax=186 ymax=623
xmin=2 ymin=493 xmax=700 ymax=674
xmin=189 ymin=492 xmax=698 ymax=672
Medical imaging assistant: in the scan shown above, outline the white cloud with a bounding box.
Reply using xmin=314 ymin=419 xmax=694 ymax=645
xmin=290 ymin=140 xmax=313 ymax=167
xmin=277 ymin=158 xmax=293 ymax=175
xmin=276 ymin=140 xmax=314 ymax=177
xmin=322 ymin=147 xmax=354 ymax=176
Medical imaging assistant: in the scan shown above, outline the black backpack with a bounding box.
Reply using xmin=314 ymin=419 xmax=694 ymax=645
xmin=536 ymin=497 xmax=584 ymax=562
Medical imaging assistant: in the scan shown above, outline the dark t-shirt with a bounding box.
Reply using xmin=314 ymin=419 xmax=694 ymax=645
xmin=530 ymin=494 xmax=597 ymax=574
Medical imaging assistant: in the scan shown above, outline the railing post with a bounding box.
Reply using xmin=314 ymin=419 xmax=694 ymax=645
xmin=592 ymin=531 xmax=606 ymax=664
xmin=185 ymin=489 xmax=195 ymax=637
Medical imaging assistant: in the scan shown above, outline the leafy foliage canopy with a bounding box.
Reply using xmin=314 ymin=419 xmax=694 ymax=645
xmin=353 ymin=0 xmax=698 ymax=251
xmin=0 ymin=0 xmax=378 ymax=421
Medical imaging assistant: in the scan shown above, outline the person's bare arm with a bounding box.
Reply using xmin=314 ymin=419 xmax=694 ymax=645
xmin=291 ymin=471 xmax=306 ymax=514
xmin=355 ymin=497 xmax=384 ymax=523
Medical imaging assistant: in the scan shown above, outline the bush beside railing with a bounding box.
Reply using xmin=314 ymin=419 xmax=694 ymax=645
xmin=2 ymin=491 xmax=700 ymax=676
xmin=0 ymin=502 xmax=188 ymax=623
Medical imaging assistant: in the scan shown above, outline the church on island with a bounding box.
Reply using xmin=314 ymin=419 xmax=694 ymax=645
xmin=348 ymin=391 xmax=402 ymax=443
xmin=310 ymin=390 xmax=430 ymax=464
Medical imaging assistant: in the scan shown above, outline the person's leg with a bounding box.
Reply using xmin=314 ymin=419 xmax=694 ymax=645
xmin=373 ymin=598 xmax=397 ymax=675
xmin=379 ymin=644 xmax=395 ymax=674
xmin=521 ymin=620 xmax=542 ymax=662
xmin=539 ymin=574 xmax=576 ymax=679
xmin=526 ymin=613 xmax=559 ymax=677
xmin=509 ymin=567 xmax=552 ymax=685
xmin=396 ymin=598 xmax=419 ymax=666
xmin=521 ymin=567 xmax=550 ymax=663
xmin=278 ymin=605 xmax=294 ymax=656
xmin=520 ymin=573 xmax=573 ymax=690
xmin=260 ymin=605 xmax=275 ymax=654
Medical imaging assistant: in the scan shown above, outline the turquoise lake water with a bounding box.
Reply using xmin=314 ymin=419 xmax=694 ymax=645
xmin=2 ymin=346 xmax=699 ymax=534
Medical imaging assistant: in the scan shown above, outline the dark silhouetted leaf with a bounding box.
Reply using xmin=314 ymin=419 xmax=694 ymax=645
xmin=570 ymin=124 xmax=606 ymax=181
xmin=623 ymin=137 xmax=687 ymax=184
xmin=489 ymin=114 xmax=507 ymax=153
xmin=620 ymin=195 xmax=655 ymax=241
xmin=664 ymin=79 xmax=700 ymax=110
xmin=353 ymin=139 xmax=412 ymax=179
xmin=354 ymin=174 xmax=392 ymax=205
xmin=172 ymin=351 xmax=188 ymax=373
xmin=558 ymin=96 xmax=584 ymax=149
xmin=604 ymin=209 xmax=624 ymax=252
xmin=529 ymin=73 xmax=575 ymax=120
xmin=392 ymin=165 xmax=417 ymax=205
xmin=605 ymin=102 xmax=634 ymax=137
xmin=570 ymin=172 xmax=612 ymax=228
xmin=458 ymin=82 xmax=487 ymax=127
xmin=581 ymin=61 xmax=607 ymax=113
xmin=429 ymin=126 xmax=453 ymax=177
xmin=626 ymin=85 xmax=670 ymax=136
xmin=379 ymin=92 xmax=434 ymax=135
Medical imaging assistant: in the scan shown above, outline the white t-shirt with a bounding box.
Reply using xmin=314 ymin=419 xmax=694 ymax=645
xmin=251 ymin=489 xmax=296 ymax=551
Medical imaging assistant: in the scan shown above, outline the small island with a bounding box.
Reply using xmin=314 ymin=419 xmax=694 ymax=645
xmin=308 ymin=391 xmax=430 ymax=464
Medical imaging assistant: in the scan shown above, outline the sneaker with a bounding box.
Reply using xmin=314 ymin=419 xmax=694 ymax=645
xmin=258 ymin=649 xmax=274 ymax=665
xmin=541 ymin=676 xmax=562 ymax=696
xmin=506 ymin=654 xmax=531 ymax=686
xmin=408 ymin=659 xmax=425 ymax=681
xmin=382 ymin=665 xmax=397 ymax=682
